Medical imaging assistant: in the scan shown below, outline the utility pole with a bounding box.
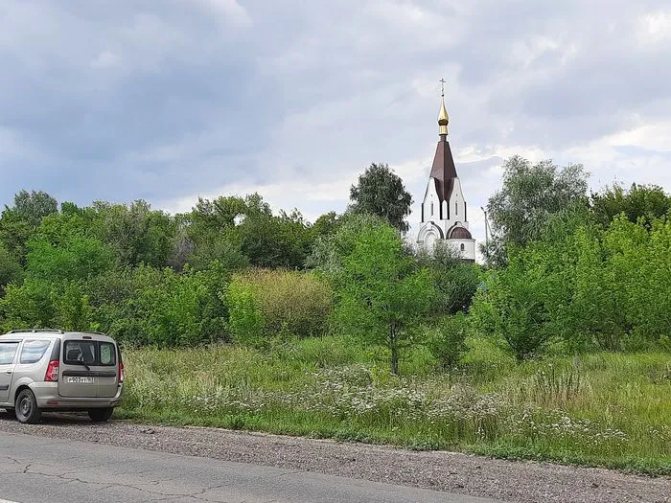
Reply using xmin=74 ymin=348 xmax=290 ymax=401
xmin=481 ymin=206 xmax=489 ymax=259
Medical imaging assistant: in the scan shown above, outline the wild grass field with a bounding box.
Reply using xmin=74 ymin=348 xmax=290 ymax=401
xmin=118 ymin=336 xmax=671 ymax=475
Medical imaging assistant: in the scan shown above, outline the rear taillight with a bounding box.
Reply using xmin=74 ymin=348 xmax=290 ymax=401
xmin=45 ymin=359 xmax=59 ymax=382
xmin=118 ymin=361 xmax=124 ymax=383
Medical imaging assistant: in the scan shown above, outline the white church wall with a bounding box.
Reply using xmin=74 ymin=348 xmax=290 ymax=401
xmin=446 ymin=239 xmax=476 ymax=261
xmin=448 ymin=179 xmax=465 ymax=226
xmin=422 ymin=180 xmax=441 ymax=223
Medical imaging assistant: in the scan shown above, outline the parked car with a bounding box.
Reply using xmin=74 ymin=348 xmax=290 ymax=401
xmin=0 ymin=329 xmax=124 ymax=423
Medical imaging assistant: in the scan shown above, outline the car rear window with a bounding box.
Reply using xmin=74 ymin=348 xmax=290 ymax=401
xmin=0 ymin=342 xmax=19 ymax=365
xmin=20 ymin=340 xmax=51 ymax=364
xmin=64 ymin=340 xmax=116 ymax=366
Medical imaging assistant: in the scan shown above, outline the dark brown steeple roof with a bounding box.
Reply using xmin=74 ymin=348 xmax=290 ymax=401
xmin=430 ymin=135 xmax=458 ymax=203
xmin=429 ymin=92 xmax=459 ymax=204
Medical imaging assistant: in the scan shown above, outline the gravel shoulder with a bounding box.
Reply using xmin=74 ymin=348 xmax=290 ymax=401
xmin=0 ymin=413 xmax=669 ymax=503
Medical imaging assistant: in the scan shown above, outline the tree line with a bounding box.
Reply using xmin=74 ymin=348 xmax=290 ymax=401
xmin=475 ymin=156 xmax=671 ymax=360
xmin=0 ymin=158 xmax=669 ymax=373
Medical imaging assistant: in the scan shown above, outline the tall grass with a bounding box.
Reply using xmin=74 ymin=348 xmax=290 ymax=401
xmin=118 ymin=337 xmax=671 ymax=475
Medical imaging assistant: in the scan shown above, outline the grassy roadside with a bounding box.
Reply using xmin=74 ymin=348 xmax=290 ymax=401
xmin=117 ymin=336 xmax=671 ymax=476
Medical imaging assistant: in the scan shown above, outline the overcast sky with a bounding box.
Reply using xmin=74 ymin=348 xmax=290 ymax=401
xmin=1 ymin=0 xmax=671 ymax=245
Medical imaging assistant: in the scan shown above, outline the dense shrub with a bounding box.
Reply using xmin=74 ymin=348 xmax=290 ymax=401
xmin=0 ymin=278 xmax=55 ymax=331
xmin=471 ymin=257 xmax=554 ymax=361
xmin=426 ymin=312 xmax=469 ymax=368
xmin=226 ymin=269 xmax=333 ymax=346
xmin=0 ymin=245 xmax=22 ymax=292
xmin=89 ymin=264 xmax=230 ymax=347
xmin=415 ymin=241 xmax=480 ymax=315
xmin=26 ymin=235 xmax=115 ymax=282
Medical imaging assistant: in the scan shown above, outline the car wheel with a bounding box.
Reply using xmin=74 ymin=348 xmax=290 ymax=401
xmin=15 ymin=389 xmax=41 ymax=424
xmin=88 ymin=407 xmax=114 ymax=422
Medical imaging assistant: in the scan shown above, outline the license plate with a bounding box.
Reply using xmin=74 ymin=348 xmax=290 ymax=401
xmin=65 ymin=376 xmax=95 ymax=384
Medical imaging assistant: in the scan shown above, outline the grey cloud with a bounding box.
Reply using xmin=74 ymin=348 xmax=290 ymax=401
xmin=0 ymin=0 xmax=669 ymax=238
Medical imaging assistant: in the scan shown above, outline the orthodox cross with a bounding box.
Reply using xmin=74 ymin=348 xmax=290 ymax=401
xmin=439 ymin=78 xmax=446 ymax=97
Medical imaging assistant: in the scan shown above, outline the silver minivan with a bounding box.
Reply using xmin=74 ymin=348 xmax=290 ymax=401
xmin=0 ymin=329 xmax=124 ymax=423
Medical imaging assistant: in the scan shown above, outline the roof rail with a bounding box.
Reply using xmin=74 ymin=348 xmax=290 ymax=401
xmin=7 ymin=328 xmax=64 ymax=334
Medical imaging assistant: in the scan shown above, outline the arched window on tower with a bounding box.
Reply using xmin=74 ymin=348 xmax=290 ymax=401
xmin=460 ymin=243 xmax=465 ymax=252
xmin=455 ymin=201 xmax=458 ymax=215
xmin=431 ymin=202 xmax=434 ymax=216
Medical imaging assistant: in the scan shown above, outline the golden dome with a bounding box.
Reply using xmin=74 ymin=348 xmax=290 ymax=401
xmin=438 ymin=97 xmax=449 ymax=135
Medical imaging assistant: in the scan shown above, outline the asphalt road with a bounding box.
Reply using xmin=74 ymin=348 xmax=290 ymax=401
xmin=0 ymin=432 xmax=500 ymax=503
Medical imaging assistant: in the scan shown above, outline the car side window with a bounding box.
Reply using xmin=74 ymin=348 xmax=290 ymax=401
xmin=0 ymin=342 xmax=20 ymax=365
xmin=99 ymin=343 xmax=116 ymax=366
xmin=20 ymin=340 xmax=51 ymax=364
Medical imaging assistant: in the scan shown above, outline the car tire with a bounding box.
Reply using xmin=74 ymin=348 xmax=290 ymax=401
xmin=15 ymin=389 xmax=41 ymax=424
xmin=88 ymin=407 xmax=114 ymax=422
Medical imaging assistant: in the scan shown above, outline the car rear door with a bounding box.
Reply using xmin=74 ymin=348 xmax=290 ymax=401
xmin=59 ymin=337 xmax=119 ymax=398
xmin=0 ymin=341 xmax=19 ymax=403
xmin=59 ymin=338 xmax=99 ymax=398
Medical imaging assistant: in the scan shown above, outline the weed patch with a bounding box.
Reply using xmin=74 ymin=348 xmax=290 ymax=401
xmin=119 ymin=337 xmax=671 ymax=475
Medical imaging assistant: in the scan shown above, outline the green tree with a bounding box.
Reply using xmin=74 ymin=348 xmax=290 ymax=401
xmin=189 ymin=193 xmax=269 ymax=234
xmin=310 ymin=211 xmax=341 ymax=241
xmin=631 ymin=219 xmax=671 ymax=344
xmin=187 ymin=193 xmax=312 ymax=269
xmin=0 ymin=245 xmax=22 ymax=292
xmin=26 ymin=236 xmax=115 ymax=283
xmin=0 ymin=190 xmax=59 ymax=262
xmin=53 ymin=282 xmax=94 ymax=332
xmin=331 ymin=221 xmax=434 ymax=374
xmin=591 ymin=183 xmax=671 ymax=229
xmin=0 ymin=278 xmax=55 ymax=331
xmin=307 ymin=213 xmax=385 ymax=273
xmin=415 ymin=241 xmax=480 ymax=315
xmin=94 ymin=200 xmax=176 ymax=268
xmin=565 ymin=226 xmax=629 ymax=350
xmin=238 ymin=209 xmax=312 ymax=269
xmin=186 ymin=233 xmax=248 ymax=272
xmin=0 ymin=210 xmax=33 ymax=263
xmin=471 ymin=247 xmax=562 ymax=361
xmin=349 ymin=163 xmax=413 ymax=232
xmin=12 ymin=190 xmax=58 ymax=227
xmin=484 ymin=156 xmax=588 ymax=265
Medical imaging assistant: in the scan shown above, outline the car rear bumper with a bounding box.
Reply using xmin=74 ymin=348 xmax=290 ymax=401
xmin=31 ymin=382 xmax=123 ymax=409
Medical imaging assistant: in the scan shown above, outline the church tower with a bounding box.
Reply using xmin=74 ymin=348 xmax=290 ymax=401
xmin=416 ymin=87 xmax=476 ymax=261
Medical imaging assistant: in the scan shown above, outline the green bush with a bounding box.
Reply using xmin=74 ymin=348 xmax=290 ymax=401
xmin=226 ymin=269 xmax=333 ymax=345
xmin=426 ymin=312 xmax=469 ymax=368
xmin=471 ymin=252 xmax=557 ymax=362
xmin=415 ymin=242 xmax=481 ymax=315
xmin=91 ymin=264 xmax=229 ymax=347
xmin=53 ymin=281 xmax=94 ymax=331
xmin=0 ymin=245 xmax=22 ymax=292
xmin=26 ymin=235 xmax=115 ymax=282
xmin=226 ymin=280 xmax=264 ymax=346
xmin=0 ymin=278 xmax=54 ymax=331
